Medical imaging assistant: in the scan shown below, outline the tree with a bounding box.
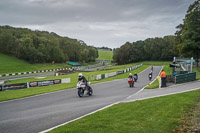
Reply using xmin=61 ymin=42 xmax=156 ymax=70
xmin=115 ymin=42 xmax=132 ymax=64
xmin=175 ymin=0 xmax=200 ymax=66
xmin=113 ymin=36 xmax=177 ymax=64
xmin=0 ymin=25 xmax=98 ymax=63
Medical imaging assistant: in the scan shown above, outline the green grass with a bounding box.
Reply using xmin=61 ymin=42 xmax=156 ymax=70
xmin=193 ymin=67 xmax=200 ymax=80
xmin=0 ymin=63 xmax=147 ymax=102
xmin=145 ymin=78 xmax=160 ymax=89
xmin=49 ymin=89 xmax=200 ymax=133
xmin=98 ymin=50 xmax=113 ymax=61
xmin=0 ymin=53 xmax=71 ymax=75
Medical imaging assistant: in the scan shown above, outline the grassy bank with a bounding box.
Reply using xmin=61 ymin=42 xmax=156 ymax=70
xmin=49 ymin=89 xmax=200 ymax=133
xmin=0 ymin=63 xmax=147 ymax=102
xmin=97 ymin=50 xmax=113 ymax=61
xmin=0 ymin=53 xmax=97 ymax=75
xmin=0 ymin=53 xmax=71 ymax=74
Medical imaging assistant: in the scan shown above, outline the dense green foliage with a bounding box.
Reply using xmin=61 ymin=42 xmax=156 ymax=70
xmin=96 ymin=46 xmax=112 ymax=51
xmin=49 ymin=89 xmax=200 ymax=133
xmin=0 ymin=26 xmax=98 ymax=63
xmin=113 ymin=36 xmax=177 ymax=64
xmin=97 ymin=50 xmax=113 ymax=61
xmin=175 ymin=0 xmax=200 ymax=66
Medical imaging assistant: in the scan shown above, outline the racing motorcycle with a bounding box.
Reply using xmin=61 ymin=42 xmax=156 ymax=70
xmin=133 ymin=75 xmax=138 ymax=82
xmin=128 ymin=78 xmax=134 ymax=87
xmin=149 ymin=73 xmax=152 ymax=81
xmin=77 ymin=81 xmax=93 ymax=97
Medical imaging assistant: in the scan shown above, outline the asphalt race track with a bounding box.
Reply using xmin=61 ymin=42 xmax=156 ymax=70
xmin=0 ymin=66 xmax=162 ymax=133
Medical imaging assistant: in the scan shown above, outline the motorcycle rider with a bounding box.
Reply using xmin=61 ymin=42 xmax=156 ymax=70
xmin=149 ymin=71 xmax=152 ymax=80
xmin=128 ymin=73 xmax=133 ymax=78
xmin=134 ymin=72 xmax=138 ymax=81
xmin=78 ymin=73 xmax=88 ymax=88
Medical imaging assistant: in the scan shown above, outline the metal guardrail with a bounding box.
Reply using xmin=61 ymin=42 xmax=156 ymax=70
xmin=88 ymin=64 xmax=143 ymax=81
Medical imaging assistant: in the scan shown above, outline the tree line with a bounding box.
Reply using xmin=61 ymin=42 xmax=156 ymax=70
xmin=113 ymin=36 xmax=177 ymax=64
xmin=174 ymin=0 xmax=200 ymax=67
xmin=114 ymin=0 xmax=200 ymax=65
xmin=0 ymin=26 xmax=98 ymax=63
xmin=96 ymin=46 xmax=112 ymax=51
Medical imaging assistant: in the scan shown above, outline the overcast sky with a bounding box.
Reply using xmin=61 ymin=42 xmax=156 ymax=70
xmin=0 ymin=0 xmax=196 ymax=48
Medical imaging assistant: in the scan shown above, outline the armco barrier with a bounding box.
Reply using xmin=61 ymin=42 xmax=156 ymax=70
xmin=117 ymin=71 xmax=123 ymax=75
xmin=105 ymin=74 xmax=109 ymax=78
xmin=0 ymin=78 xmax=71 ymax=91
xmin=108 ymin=72 xmax=116 ymax=77
xmin=96 ymin=74 xmax=101 ymax=80
xmin=101 ymin=74 xmax=105 ymax=79
xmin=91 ymin=64 xmax=143 ymax=81
xmin=175 ymin=72 xmax=196 ymax=84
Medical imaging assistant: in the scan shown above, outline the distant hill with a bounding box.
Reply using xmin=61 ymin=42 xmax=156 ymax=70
xmin=96 ymin=46 xmax=112 ymax=51
xmin=97 ymin=50 xmax=113 ymax=61
xmin=0 ymin=25 xmax=98 ymax=63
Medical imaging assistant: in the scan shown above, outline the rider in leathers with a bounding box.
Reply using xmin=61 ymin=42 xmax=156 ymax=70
xmin=78 ymin=73 xmax=88 ymax=89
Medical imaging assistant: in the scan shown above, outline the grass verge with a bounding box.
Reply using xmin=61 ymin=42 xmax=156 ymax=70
xmin=176 ymin=98 xmax=200 ymax=132
xmin=193 ymin=67 xmax=200 ymax=80
xmin=49 ymin=89 xmax=200 ymax=133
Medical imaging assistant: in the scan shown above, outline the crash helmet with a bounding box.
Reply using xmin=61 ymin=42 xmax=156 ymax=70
xmin=78 ymin=73 xmax=83 ymax=78
xmin=129 ymin=73 xmax=132 ymax=76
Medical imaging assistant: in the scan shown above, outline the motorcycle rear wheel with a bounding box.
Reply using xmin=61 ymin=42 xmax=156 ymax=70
xmin=88 ymin=86 xmax=93 ymax=96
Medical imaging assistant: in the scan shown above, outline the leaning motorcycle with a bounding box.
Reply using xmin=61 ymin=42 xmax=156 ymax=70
xmin=77 ymin=81 xmax=93 ymax=97
xmin=128 ymin=78 xmax=134 ymax=87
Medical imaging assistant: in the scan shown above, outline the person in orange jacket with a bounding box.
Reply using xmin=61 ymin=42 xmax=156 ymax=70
xmin=160 ymin=70 xmax=166 ymax=77
xmin=160 ymin=70 xmax=166 ymax=87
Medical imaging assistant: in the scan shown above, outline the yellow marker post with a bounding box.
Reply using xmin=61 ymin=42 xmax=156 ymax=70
xmin=157 ymin=76 xmax=161 ymax=88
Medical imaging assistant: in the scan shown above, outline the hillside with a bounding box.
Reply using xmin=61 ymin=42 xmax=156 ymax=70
xmin=0 ymin=25 xmax=98 ymax=63
xmin=0 ymin=53 xmax=70 ymax=74
xmin=97 ymin=50 xmax=113 ymax=61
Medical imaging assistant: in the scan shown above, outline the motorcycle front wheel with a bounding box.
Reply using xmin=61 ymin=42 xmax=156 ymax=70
xmin=78 ymin=89 xmax=84 ymax=97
